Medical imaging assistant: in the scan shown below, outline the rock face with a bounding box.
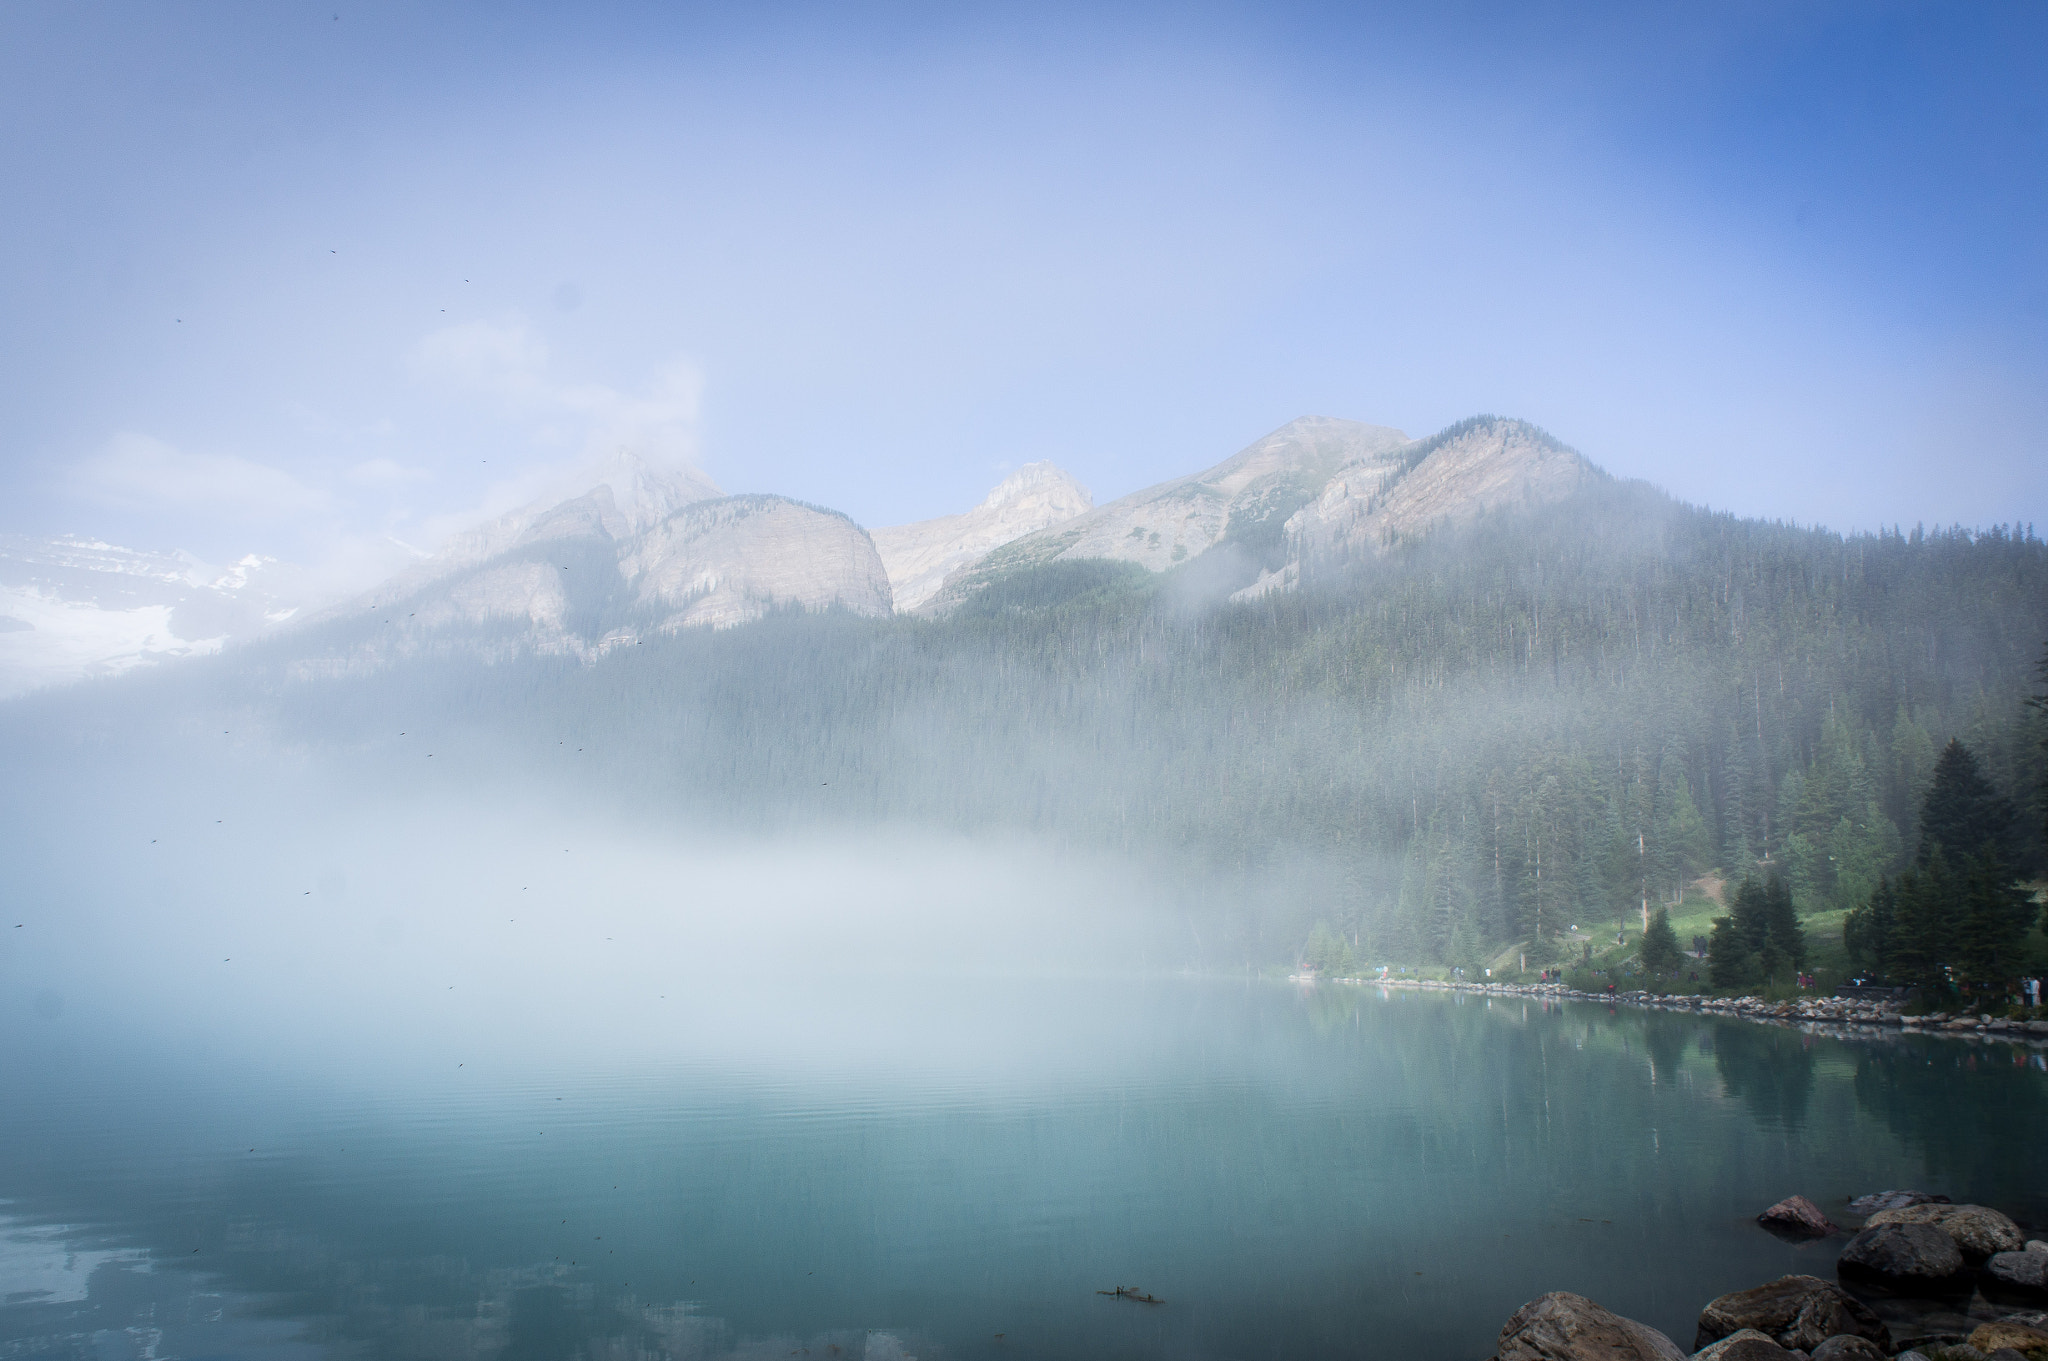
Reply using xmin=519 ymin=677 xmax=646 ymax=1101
xmin=1495 ymin=1292 xmax=1686 ymax=1361
xmin=1865 ymin=1204 xmax=2026 ymax=1260
xmin=870 ymin=463 xmax=1091 ymax=613
xmin=1985 ymin=1251 xmax=2048 ymax=1294
xmin=929 ymin=413 xmax=1604 ymax=612
xmin=1839 ymin=1223 xmax=1967 ymax=1283
xmin=1279 ymin=415 xmax=1594 ymax=579
xmin=1848 ymin=1191 xmax=1951 ymax=1216
xmin=1697 ymin=1276 xmax=1890 ymax=1353
xmin=306 ymin=460 xmax=890 ymax=665
xmin=928 ymin=417 xmax=1410 ymax=609
xmin=622 ymin=496 xmax=893 ymax=630
xmin=1693 ymin=1329 xmax=1795 ymax=1361
xmin=1758 ymin=1196 xmax=1841 ymax=1238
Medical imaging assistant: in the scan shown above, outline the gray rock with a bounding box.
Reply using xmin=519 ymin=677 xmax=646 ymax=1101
xmin=1865 ymin=1204 xmax=2026 ymax=1260
xmin=1807 ymin=1336 xmax=1886 ymax=1361
xmin=1839 ymin=1223 xmax=1966 ymax=1282
xmin=1496 ymin=1291 xmax=1687 ymax=1361
xmin=2027 ymin=1241 xmax=2048 ymax=1255
xmin=1985 ymin=1350 xmax=2028 ymax=1361
xmin=1759 ymin=1196 xmax=1841 ymax=1237
xmin=1984 ymin=1250 xmax=2048 ymax=1293
xmin=1941 ymin=1347 xmax=1989 ymax=1361
xmin=1965 ymin=1321 xmax=2048 ymax=1354
xmin=1693 ymin=1329 xmax=1795 ymax=1361
xmin=1847 ymin=1191 xmax=1952 ymax=1216
xmin=1696 ymin=1276 xmax=1891 ymax=1353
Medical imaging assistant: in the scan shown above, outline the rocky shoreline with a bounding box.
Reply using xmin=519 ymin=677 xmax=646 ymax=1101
xmin=1363 ymin=977 xmax=2048 ymax=1047
xmin=1492 ymin=1192 xmax=2048 ymax=1361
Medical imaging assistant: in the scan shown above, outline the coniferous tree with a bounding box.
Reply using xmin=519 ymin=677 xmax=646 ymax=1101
xmin=1761 ymin=874 xmax=1807 ymax=970
xmin=1918 ymin=739 xmax=2016 ymax=866
xmin=1707 ymin=912 xmax=1759 ymax=989
xmin=1640 ymin=908 xmax=1682 ymax=975
xmin=1883 ymin=853 xmax=1954 ymax=993
xmin=1843 ymin=875 xmax=1896 ymax=979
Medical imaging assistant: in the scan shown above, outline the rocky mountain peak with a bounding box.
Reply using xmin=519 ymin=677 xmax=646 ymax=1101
xmin=871 ymin=463 xmax=1093 ymax=613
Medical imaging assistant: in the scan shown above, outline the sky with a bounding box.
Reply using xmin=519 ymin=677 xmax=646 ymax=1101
xmin=2 ymin=0 xmax=2043 ymax=588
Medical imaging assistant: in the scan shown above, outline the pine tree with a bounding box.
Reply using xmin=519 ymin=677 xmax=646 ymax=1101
xmin=1918 ymin=739 xmax=2016 ymax=865
xmin=1761 ymin=874 xmax=1807 ymax=969
xmin=1883 ymin=854 xmax=1955 ymax=994
xmin=1707 ymin=913 xmax=1759 ymax=989
xmin=1640 ymin=908 xmax=1682 ymax=975
xmin=1729 ymin=875 xmax=1770 ymax=953
xmin=1952 ymin=850 xmax=2038 ymax=989
xmin=1844 ymin=875 xmax=1896 ymax=980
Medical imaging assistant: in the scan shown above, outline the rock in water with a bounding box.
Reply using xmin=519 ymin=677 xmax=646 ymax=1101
xmin=1809 ymin=1336 xmax=1886 ymax=1361
xmin=1693 ymin=1329 xmax=1795 ymax=1361
xmin=1864 ymin=1204 xmax=2026 ymax=1260
xmin=1495 ymin=1292 xmax=1687 ymax=1361
xmin=1758 ymin=1196 xmax=1841 ymax=1237
xmin=1985 ymin=1250 xmax=2048 ymax=1294
xmin=1838 ymin=1223 xmax=1966 ymax=1283
xmin=1967 ymin=1321 xmax=2048 ymax=1354
xmin=1696 ymin=1276 xmax=1891 ymax=1353
xmin=1847 ymin=1191 xmax=1951 ymax=1216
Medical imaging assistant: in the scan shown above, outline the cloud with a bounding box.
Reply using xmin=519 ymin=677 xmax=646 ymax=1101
xmin=70 ymin=433 xmax=329 ymax=516
xmin=408 ymin=319 xmax=704 ymax=468
xmin=345 ymin=457 xmax=431 ymax=487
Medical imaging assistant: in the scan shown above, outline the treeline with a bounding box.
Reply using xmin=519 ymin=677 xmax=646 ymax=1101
xmin=1843 ymin=737 xmax=2040 ymax=997
xmin=14 ymin=479 xmax=2047 ymax=969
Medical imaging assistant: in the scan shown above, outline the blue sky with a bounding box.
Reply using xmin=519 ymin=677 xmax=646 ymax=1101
xmin=2 ymin=1 xmax=2042 ymax=583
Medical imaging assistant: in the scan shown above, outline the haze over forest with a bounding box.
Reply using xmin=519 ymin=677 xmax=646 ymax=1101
xmin=7 ymin=410 xmax=2043 ymax=992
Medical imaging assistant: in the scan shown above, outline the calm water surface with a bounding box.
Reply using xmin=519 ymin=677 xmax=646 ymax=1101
xmin=4 ymin=979 xmax=2044 ymax=1361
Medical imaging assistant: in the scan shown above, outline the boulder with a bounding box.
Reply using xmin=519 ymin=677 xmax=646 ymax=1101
xmin=1985 ymin=1251 xmax=2048 ymax=1293
xmin=1985 ymin=1350 xmax=2029 ymax=1361
xmin=1967 ymin=1321 xmax=2048 ymax=1354
xmin=1696 ymin=1276 xmax=1891 ymax=1353
xmin=1808 ymin=1337 xmax=1886 ymax=1361
xmin=1865 ymin=1204 xmax=2026 ymax=1259
xmin=1838 ymin=1223 xmax=1966 ymax=1283
xmin=1495 ymin=1292 xmax=1687 ymax=1361
xmin=1847 ymin=1191 xmax=1952 ymax=1216
xmin=1760 ymin=1197 xmax=1842 ymax=1237
xmin=1693 ymin=1329 xmax=1795 ymax=1361
xmin=2028 ymin=1241 xmax=2048 ymax=1255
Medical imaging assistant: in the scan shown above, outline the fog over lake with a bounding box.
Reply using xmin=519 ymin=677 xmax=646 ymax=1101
xmin=6 ymin=5 xmax=2048 ymax=1360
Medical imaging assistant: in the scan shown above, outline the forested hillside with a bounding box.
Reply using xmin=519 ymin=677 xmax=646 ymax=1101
xmin=15 ymin=476 xmax=2046 ymax=970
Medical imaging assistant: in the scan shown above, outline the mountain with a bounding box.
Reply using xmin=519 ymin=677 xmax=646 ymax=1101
xmin=355 ymin=451 xmax=723 ymax=610
xmin=303 ymin=464 xmax=891 ymax=667
xmin=10 ymin=413 xmax=2044 ymax=976
xmin=1238 ymin=415 xmax=1600 ymax=598
xmin=918 ymin=415 xmax=1600 ymax=610
xmin=923 ymin=416 xmax=1411 ymax=610
xmin=0 ymin=535 xmax=317 ymax=698
xmin=870 ymin=463 xmax=1092 ymax=612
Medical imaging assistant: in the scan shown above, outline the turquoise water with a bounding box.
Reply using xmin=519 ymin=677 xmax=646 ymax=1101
xmin=4 ymin=978 xmax=2044 ymax=1360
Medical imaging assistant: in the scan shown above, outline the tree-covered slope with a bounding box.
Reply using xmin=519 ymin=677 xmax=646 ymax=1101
xmin=10 ymin=475 xmax=2044 ymax=968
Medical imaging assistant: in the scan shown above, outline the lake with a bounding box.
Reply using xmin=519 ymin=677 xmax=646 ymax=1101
xmin=5 ymin=976 xmax=2044 ymax=1361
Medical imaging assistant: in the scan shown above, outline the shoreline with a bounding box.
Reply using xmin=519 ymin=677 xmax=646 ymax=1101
xmin=1353 ymin=976 xmax=2048 ymax=1048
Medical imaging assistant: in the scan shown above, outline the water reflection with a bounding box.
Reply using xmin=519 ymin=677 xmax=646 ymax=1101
xmin=1712 ymin=1022 xmax=1817 ymax=1130
xmin=4 ymin=983 xmax=2044 ymax=1361
xmin=1852 ymin=1042 xmax=2048 ymax=1216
